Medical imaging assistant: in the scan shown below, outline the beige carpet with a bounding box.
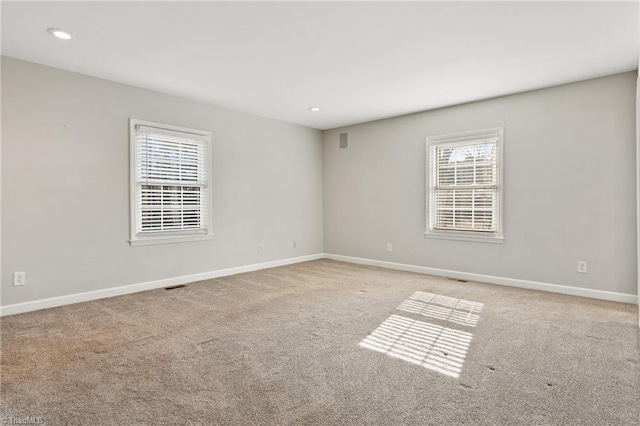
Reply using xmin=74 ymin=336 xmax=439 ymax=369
xmin=1 ymin=259 xmax=638 ymax=425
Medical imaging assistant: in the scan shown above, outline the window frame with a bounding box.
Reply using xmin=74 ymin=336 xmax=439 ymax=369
xmin=129 ymin=118 xmax=213 ymax=246
xmin=425 ymin=127 xmax=504 ymax=244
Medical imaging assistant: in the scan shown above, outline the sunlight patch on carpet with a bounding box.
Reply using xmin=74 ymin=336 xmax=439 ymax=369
xmin=398 ymin=299 xmax=480 ymax=327
xmin=360 ymin=291 xmax=484 ymax=378
xmin=409 ymin=291 xmax=484 ymax=313
xmin=360 ymin=314 xmax=473 ymax=378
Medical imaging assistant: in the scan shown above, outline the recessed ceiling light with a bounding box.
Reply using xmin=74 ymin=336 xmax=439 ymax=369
xmin=309 ymin=107 xmax=320 ymax=112
xmin=47 ymin=28 xmax=72 ymax=40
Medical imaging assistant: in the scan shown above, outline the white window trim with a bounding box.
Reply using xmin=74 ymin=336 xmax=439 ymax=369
xmin=425 ymin=127 xmax=504 ymax=244
xmin=129 ymin=118 xmax=213 ymax=247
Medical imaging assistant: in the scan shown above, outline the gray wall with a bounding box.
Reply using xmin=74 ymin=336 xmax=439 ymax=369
xmin=323 ymin=72 xmax=638 ymax=296
xmin=3 ymin=57 xmax=637 ymax=307
xmin=1 ymin=57 xmax=324 ymax=306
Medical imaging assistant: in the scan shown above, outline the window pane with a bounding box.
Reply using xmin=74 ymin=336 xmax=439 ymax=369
xmin=433 ymin=187 xmax=496 ymax=232
xmin=139 ymin=185 xmax=203 ymax=233
xmin=436 ymin=142 xmax=497 ymax=187
xmin=138 ymin=135 xmax=207 ymax=184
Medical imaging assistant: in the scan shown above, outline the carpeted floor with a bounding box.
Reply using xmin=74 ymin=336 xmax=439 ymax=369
xmin=1 ymin=259 xmax=639 ymax=425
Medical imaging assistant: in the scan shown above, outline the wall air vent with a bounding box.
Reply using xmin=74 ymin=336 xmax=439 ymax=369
xmin=339 ymin=132 xmax=349 ymax=149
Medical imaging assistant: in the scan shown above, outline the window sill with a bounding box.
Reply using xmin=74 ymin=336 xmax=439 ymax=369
xmin=130 ymin=234 xmax=213 ymax=247
xmin=424 ymin=232 xmax=504 ymax=244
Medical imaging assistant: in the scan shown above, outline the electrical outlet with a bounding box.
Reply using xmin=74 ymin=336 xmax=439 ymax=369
xmin=386 ymin=243 xmax=393 ymax=253
xmin=292 ymin=241 xmax=297 ymax=249
xmin=13 ymin=272 xmax=26 ymax=286
xmin=577 ymin=261 xmax=588 ymax=274
xmin=259 ymin=244 xmax=265 ymax=253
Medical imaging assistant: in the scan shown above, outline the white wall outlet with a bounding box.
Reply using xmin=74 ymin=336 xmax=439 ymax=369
xmin=13 ymin=271 xmax=26 ymax=286
xmin=386 ymin=243 xmax=393 ymax=253
xmin=577 ymin=260 xmax=588 ymax=274
xmin=259 ymin=243 xmax=265 ymax=253
xmin=292 ymin=241 xmax=297 ymax=249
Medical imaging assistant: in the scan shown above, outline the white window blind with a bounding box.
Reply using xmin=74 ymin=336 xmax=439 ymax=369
xmin=130 ymin=120 xmax=211 ymax=245
xmin=426 ymin=129 xmax=503 ymax=242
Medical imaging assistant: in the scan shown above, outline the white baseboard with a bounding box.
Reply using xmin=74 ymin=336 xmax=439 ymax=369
xmin=325 ymin=253 xmax=639 ymax=305
xmin=2 ymin=252 xmax=636 ymax=317
xmin=0 ymin=254 xmax=324 ymax=317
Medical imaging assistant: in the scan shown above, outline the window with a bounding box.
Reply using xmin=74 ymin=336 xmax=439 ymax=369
xmin=129 ymin=119 xmax=212 ymax=246
xmin=426 ymin=128 xmax=503 ymax=243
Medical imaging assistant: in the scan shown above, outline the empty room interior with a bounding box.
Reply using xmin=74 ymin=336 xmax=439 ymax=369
xmin=2 ymin=1 xmax=640 ymax=425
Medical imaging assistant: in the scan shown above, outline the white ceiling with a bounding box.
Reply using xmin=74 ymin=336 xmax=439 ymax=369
xmin=2 ymin=1 xmax=638 ymax=130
